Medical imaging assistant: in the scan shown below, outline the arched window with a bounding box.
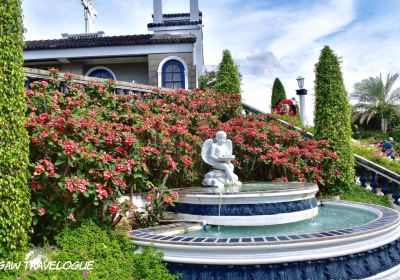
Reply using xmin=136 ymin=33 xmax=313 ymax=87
xmin=86 ymin=67 xmax=116 ymax=80
xmin=161 ymin=60 xmax=185 ymax=89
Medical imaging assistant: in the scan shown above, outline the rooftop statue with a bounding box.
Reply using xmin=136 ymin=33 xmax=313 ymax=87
xmin=82 ymin=0 xmax=98 ymax=33
xmin=202 ymin=131 xmax=242 ymax=188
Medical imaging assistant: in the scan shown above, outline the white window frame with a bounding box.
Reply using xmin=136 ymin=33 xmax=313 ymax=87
xmin=85 ymin=66 xmax=117 ymax=80
xmin=157 ymin=56 xmax=189 ymax=90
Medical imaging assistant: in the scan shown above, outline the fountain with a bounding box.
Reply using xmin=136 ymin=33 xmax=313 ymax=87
xmin=129 ymin=131 xmax=400 ymax=280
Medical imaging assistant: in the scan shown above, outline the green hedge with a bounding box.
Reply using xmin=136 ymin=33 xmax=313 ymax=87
xmin=0 ymin=0 xmax=31 ymax=256
xmin=314 ymin=46 xmax=355 ymax=195
xmin=0 ymin=222 xmax=180 ymax=280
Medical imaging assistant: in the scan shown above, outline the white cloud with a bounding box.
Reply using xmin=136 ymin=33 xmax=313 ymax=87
xmin=234 ymin=0 xmax=356 ymax=114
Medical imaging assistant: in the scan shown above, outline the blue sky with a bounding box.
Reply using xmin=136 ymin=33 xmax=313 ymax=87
xmin=23 ymin=0 xmax=400 ymax=114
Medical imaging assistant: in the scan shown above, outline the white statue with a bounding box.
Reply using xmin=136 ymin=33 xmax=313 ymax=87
xmin=82 ymin=0 xmax=98 ymax=33
xmin=202 ymin=131 xmax=242 ymax=188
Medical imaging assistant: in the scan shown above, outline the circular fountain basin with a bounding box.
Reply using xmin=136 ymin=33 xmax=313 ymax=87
xmin=130 ymin=201 xmax=400 ymax=279
xmin=166 ymin=182 xmax=319 ymax=226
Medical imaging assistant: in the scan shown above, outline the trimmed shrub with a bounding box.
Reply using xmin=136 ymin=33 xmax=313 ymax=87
xmin=271 ymin=78 xmax=287 ymax=111
xmin=314 ymin=46 xmax=355 ymax=194
xmin=0 ymin=0 xmax=31 ymax=256
xmin=214 ymin=49 xmax=241 ymax=95
xmin=0 ymin=222 xmax=179 ymax=280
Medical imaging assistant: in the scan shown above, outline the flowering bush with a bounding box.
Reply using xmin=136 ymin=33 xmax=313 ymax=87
xmin=26 ymin=69 xmax=340 ymax=241
xmin=219 ymin=116 xmax=340 ymax=185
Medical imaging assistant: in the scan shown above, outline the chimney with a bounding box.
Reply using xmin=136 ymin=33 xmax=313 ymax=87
xmin=190 ymin=0 xmax=199 ymax=22
xmin=153 ymin=0 xmax=163 ymax=24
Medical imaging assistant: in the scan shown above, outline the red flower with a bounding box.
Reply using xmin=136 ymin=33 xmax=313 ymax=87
xmin=103 ymin=170 xmax=112 ymax=180
xmin=65 ymin=177 xmax=88 ymax=193
xmin=181 ymin=155 xmax=193 ymax=167
xmin=68 ymin=213 xmax=75 ymax=221
xmin=62 ymin=141 xmax=78 ymax=155
xmin=37 ymin=208 xmax=47 ymax=216
xmin=95 ymin=184 xmax=108 ymax=200
xmin=124 ymin=136 xmax=135 ymax=146
xmin=109 ymin=204 xmax=119 ymax=215
xmin=170 ymin=191 xmax=179 ymax=200
xmin=30 ymin=181 xmax=42 ymax=190
xmin=34 ymin=165 xmax=45 ymax=175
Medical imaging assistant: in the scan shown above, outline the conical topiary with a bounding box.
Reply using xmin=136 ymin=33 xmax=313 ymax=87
xmin=314 ymin=46 xmax=354 ymax=194
xmin=271 ymin=78 xmax=286 ymax=111
xmin=214 ymin=49 xmax=241 ymax=95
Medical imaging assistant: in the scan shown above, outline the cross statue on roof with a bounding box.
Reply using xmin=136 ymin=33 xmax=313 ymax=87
xmin=81 ymin=0 xmax=98 ymax=33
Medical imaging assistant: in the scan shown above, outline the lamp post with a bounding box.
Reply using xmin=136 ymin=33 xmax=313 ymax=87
xmin=296 ymin=76 xmax=308 ymax=126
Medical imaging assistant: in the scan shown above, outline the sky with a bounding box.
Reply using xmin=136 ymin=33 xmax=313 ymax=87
xmin=22 ymin=0 xmax=400 ymax=119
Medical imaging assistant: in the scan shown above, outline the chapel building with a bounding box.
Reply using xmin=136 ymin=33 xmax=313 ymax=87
xmin=23 ymin=0 xmax=204 ymax=90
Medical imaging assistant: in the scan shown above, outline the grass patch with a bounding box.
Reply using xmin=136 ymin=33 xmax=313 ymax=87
xmin=274 ymin=113 xmax=314 ymax=134
xmin=352 ymin=142 xmax=400 ymax=174
xmin=340 ymin=185 xmax=392 ymax=208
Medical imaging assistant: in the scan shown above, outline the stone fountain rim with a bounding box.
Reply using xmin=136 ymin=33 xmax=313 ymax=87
xmin=129 ymin=201 xmax=400 ymax=265
xmin=170 ymin=181 xmax=318 ymax=197
xmin=129 ymin=201 xmax=398 ymax=247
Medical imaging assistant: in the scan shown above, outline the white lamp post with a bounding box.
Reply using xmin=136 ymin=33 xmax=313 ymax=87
xmin=296 ymin=76 xmax=308 ymax=126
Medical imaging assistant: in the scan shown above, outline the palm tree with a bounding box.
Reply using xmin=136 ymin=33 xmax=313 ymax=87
xmin=351 ymin=73 xmax=400 ymax=133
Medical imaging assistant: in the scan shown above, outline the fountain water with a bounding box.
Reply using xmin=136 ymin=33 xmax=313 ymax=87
xmin=217 ymin=191 xmax=222 ymax=231
xmin=130 ymin=131 xmax=400 ymax=279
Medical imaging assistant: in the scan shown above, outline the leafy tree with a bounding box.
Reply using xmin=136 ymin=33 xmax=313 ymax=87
xmin=351 ymin=73 xmax=400 ymax=134
xmin=214 ymin=49 xmax=241 ymax=95
xmin=314 ymin=46 xmax=354 ymax=194
xmin=271 ymin=78 xmax=287 ymax=111
xmin=0 ymin=0 xmax=31 ymax=256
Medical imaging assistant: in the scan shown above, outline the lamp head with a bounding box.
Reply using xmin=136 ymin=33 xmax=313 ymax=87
xmin=296 ymin=76 xmax=305 ymax=89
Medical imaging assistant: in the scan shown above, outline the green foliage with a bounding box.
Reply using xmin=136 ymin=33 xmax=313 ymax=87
xmin=0 ymin=0 xmax=31 ymax=256
xmin=351 ymin=73 xmax=400 ymax=134
xmin=340 ymin=184 xmax=392 ymax=208
xmin=0 ymin=222 xmax=179 ymax=280
xmin=273 ymin=113 xmax=303 ymax=129
xmin=314 ymin=46 xmax=355 ymax=194
xmin=214 ymin=49 xmax=241 ymax=95
xmin=198 ymin=71 xmax=216 ymax=90
xmin=271 ymin=78 xmax=287 ymax=111
xmin=351 ymin=142 xmax=400 ymax=174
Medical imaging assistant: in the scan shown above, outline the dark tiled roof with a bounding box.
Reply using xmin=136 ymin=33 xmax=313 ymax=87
xmin=148 ymin=20 xmax=202 ymax=28
xmin=25 ymin=34 xmax=196 ymax=51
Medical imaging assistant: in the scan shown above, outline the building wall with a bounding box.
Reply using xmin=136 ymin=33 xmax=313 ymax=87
xmin=83 ymin=63 xmax=149 ymax=84
xmin=153 ymin=28 xmax=204 ymax=88
xmin=61 ymin=63 xmax=84 ymax=75
xmin=148 ymin=52 xmax=196 ymax=89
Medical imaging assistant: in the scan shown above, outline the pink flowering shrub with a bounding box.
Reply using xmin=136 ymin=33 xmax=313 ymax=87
xmin=26 ymin=69 xmax=339 ymax=240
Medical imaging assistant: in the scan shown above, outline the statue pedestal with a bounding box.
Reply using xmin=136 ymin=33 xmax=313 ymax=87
xmin=202 ymin=170 xmax=241 ymax=188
